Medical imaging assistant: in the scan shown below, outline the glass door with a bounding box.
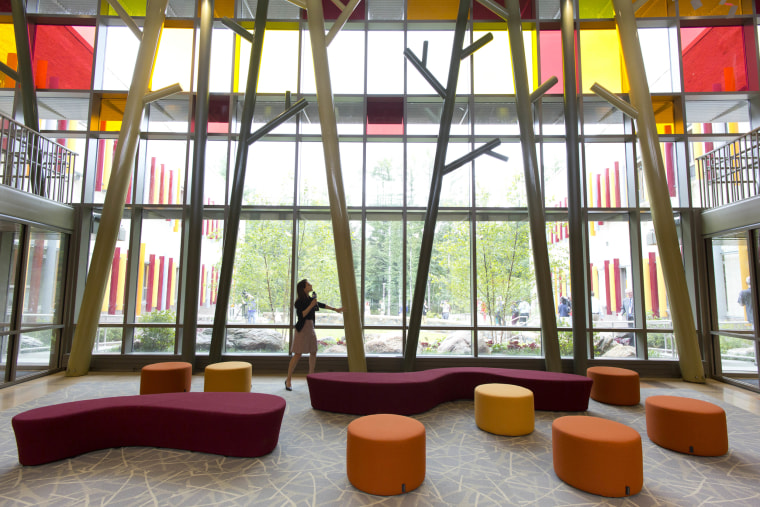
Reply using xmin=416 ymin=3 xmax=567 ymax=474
xmin=708 ymin=230 xmax=759 ymax=391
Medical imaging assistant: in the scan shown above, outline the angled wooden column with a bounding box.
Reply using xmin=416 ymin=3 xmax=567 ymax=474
xmin=477 ymin=0 xmax=561 ymax=372
xmin=67 ymin=0 xmax=178 ymax=376
xmin=560 ymin=0 xmax=588 ymax=374
xmin=603 ymin=0 xmax=704 ymax=382
xmin=304 ymin=0 xmax=366 ymax=371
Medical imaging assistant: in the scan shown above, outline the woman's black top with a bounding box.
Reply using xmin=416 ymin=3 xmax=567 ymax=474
xmin=294 ymin=297 xmax=326 ymax=332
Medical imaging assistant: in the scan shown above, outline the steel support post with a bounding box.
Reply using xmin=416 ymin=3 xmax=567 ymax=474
xmin=208 ymin=0 xmax=270 ymax=364
xmin=560 ymin=0 xmax=588 ymax=373
xmin=67 ymin=0 xmax=169 ymax=376
xmin=612 ymin=0 xmax=705 ymax=382
xmin=403 ymin=0 xmax=470 ymax=371
xmin=179 ymin=0 xmax=214 ymax=366
xmin=305 ymin=0 xmax=366 ymax=371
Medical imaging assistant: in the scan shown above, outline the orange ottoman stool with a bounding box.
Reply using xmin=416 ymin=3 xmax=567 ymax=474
xmin=552 ymin=415 xmax=642 ymax=497
xmin=586 ymin=366 xmax=639 ymax=406
xmin=140 ymin=361 xmax=192 ymax=394
xmin=346 ymin=414 xmax=425 ymax=495
xmin=645 ymin=395 xmax=728 ymax=456
xmin=204 ymin=361 xmax=252 ymax=392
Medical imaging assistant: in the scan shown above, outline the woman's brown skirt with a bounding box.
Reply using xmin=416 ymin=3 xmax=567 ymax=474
xmin=293 ymin=319 xmax=317 ymax=354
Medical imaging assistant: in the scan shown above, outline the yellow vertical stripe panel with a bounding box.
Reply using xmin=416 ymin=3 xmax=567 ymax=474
xmin=102 ymin=140 xmax=114 ymax=191
xmin=169 ymin=260 xmax=177 ymax=308
xmin=592 ymin=266 xmax=599 ymax=301
xmin=233 ymin=34 xmax=242 ymax=94
xmin=608 ymin=262 xmax=617 ymax=314
xmin=601 ymin=172 xmax=608 ymax=208
xmin=739 ymin=243 xmax=750 ymax=287
xmin=116 ymin=253 xmax=127 ymax=312
xmin=642 ymin=257 xmax=652 ymax=314
xmin=531 ymin=28 xmax=540 ymax=91
xmin=656 ymin=255 xmax=668 ymax=318
xmin=136 ymin=244 xmax=146 ymax=317
xmin=101 ymin=270 xmax=111 ymax=313
xmin=407 ymin=0 xmax=458 ymax=20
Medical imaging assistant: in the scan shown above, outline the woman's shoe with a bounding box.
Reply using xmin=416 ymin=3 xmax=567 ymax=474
xmin=285 ymin=380 xmax=292 ymax=391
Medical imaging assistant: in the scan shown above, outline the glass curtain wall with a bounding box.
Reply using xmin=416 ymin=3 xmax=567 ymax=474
xmin=0 ymin=0 xmax=755 ymax=367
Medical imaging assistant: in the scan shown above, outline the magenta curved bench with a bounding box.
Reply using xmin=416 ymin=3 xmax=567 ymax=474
xmin=12 ymin=392 xmax=286 ymax=466
xmin=307 ymin=367 xmax=592 ymax=415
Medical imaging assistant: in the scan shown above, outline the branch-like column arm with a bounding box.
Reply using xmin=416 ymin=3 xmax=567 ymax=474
xmin=105 ymin=0 xmax=143 ymax=40
xmin=0 ymin=61 xmax=19 ymax=82
xmin=404 ymin=48 xmax=446 ymax=99
xmin=442 ymin=139 xmax=502 ymax=176
xmin=247 ymin=98 xmax=308 ymax=145
xmin=221 ymin=17 xmax=254 ymax=43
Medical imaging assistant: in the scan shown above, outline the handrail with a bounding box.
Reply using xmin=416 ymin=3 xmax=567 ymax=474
xmin=696 ymin=127 xmax=760 ymax=208
xmin=0 ymin=111 xmax=78 ymax=204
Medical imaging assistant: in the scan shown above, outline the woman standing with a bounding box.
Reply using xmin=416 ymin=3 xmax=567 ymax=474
xmin=285 ymin=279 xmax=342 ymax=390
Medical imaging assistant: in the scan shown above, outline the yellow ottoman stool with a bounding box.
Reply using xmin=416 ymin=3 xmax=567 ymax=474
xmin=140 ymin=361 xmax=192 ymax=395
xmin=346 ymin=414 xmax=426 ymax=496
xmin=474 ymin=383 xmax=534 ymax=436
xmin=586 ymin=366 xmax=640 ymax=406
xmin=204 ymin=361 xmax=252 ymax=392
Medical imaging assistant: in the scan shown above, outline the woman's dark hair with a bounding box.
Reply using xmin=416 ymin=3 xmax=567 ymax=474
xmin=296 ymin=279 xmax=309 ymax=301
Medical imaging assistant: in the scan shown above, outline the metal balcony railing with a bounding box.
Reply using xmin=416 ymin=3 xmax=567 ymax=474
xmin=0 ymin=112 xmax=78 ymax=204
xmin=697 ymin=128 xmax=760 ymax=208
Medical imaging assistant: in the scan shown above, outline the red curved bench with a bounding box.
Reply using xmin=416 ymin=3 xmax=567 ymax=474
xmin=12 ymin=392 xmax=286 ymax=466
xmin=307 ymin=367 xmax=592 ymax=415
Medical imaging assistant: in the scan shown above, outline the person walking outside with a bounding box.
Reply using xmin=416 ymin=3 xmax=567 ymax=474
xmin=285 ymin=279 xmax=342 ymax=391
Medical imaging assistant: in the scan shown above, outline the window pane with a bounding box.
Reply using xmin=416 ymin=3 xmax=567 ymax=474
xmin=407 ymin=30 xmax=470 ymax=95
xmin=366 ymin=142 xmax=403 ymax=207
xmin=365 ymin=218 xmax=404 ymax=327
xmin=230 ymin=219 xmax=292 ymax=327
xmin=681 ymin=26 xmax=754 ymax=93
xmin=639 ymin=28 xmax=677 ymax=93
xmin=475 ymin=142 xmax=526 ymax=208
xmin=93 ymin=217 xmax=130 ymax=324
xmin=16 ymin=329 xmax=57 ymax=372
xmin=407 ymin=142 xmax=471 ymax=207
xmin=236 ymin=29 xmax=299 ymax=94
xmin=301 ymin=30 xmax=365 ymax=95
xmin=297 ymin=219 xmax=345 ymax=354
xmin=641 ymin=216 xmax=682 ymax=331
xmin=32 ymin=25 xmax=95 ymax=90
xmin=22 ymin=229 xmax=67 ymax=326
xmin=711 ymin=234 xmax=753 ymax=332
xmin=244 ymin=142 xmax=296 ymax=206
xmin=134 ymin=214 xmax=182 ymax=322
xmin=585 ymin=143 xmax=629 ymax=208
xmin=151 ymin=28 xmax=193 ymax=92
xmin=580 ymin=29 xmax=624 ymax=94
xmin=0 ymin=221 xmax=21 ymax=332
xmin=476 ymin=219 xmax=535 ymax=329
xmin=588 ymin=218 xmax=634 ymax=349
xmin=367 ymin=31 xmax=404 ymax=94
xmin=141 ymin=141 xmax=187 ymax=205
xmin=98 ymin=26 xmax=139 ymax=90
xmin=204 ymin=140 xmax=229 ymax=205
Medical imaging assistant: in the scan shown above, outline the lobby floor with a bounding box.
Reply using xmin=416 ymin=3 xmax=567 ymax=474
xmin=0 ymin=371 xmax=759 ymax=506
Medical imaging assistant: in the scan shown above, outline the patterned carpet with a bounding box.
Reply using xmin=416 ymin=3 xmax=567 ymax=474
xmin=0 ymin=375 xmax=759 ymax=506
